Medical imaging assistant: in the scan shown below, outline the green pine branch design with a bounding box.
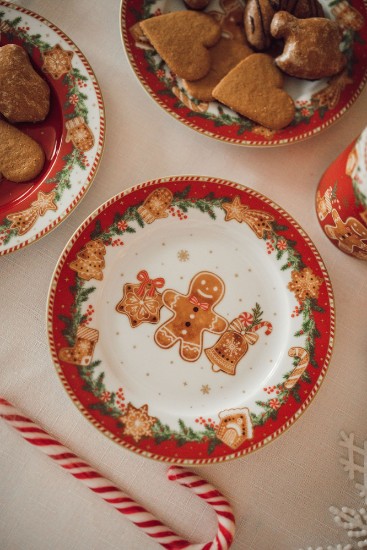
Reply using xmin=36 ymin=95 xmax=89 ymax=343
xmin=352 ymin=178 xmax=367 ymax=208
xmin=46 ymin=148 xmax=88 ymax=202
xmin=296 ymin=297 xmax=323 ymax=369
xmin=58 ymin=276 xmax=96 ymax=345
xmin=266 ymin=222 xmax=305 ymax=271
xmin=251 ymin=368 xmax=312 ymax=426
xmin=152 ymin=419 xmax=221 ymax=453
xmin=89 ymin=187 xmax=231 ymax=242
xmin=0 ymin=218 xmax=18 ymax=245
xmin=0 ymin=14 xmax=51 ymax=52
xmin=63 ymin=69 xmax=90 ymax=123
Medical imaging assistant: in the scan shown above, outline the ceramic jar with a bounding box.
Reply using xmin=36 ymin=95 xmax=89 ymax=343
xmin=316 ymin=127 xmax=367 ymax=260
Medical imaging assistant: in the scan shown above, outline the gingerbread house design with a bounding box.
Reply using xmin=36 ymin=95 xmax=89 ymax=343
xmin=216 ymin=407 xmax=253 ymax=450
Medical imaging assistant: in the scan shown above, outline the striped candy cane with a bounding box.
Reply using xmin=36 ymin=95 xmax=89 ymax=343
xmin=0 ymin=398 xmax=235 ymax=550
xmin=284 ymin=347 xmax=310 ymax=390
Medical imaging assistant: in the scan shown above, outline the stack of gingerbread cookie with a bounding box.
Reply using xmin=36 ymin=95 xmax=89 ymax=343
xmin=0 ymin=44 xmax=50 ymax=182
xmin=135 ymin=0 xmax=347 ymax=130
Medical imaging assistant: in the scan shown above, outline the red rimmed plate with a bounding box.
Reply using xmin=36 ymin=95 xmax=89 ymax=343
xmin=121 ymin=0 xmax=367 ymax=146
xmin=47 ymin=176 xmax=335 ymax=465
xmin=0 ymin=1 xmax=105 ymax=255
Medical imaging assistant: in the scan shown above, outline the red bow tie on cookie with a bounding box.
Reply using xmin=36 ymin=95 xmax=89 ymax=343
xmin=137 ymin=270 xmax=165 ymax=297
xmin=189 ymin=295 xmax=209 ymax=310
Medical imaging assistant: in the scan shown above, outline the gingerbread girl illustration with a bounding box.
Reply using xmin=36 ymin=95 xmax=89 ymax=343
xmin=154 ymin=271 xmax=228 ymax=362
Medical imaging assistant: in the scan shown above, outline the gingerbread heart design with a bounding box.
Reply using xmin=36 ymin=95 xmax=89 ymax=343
xmin=212 ymin=53 xmax=295 ymax=130
xmin=0 ymin=44 xmax=50 ymax=123
xmin=0 ymin=119 xmax=45 ymax=182
xmin=140 ymin=11 xmax=221 ymax=81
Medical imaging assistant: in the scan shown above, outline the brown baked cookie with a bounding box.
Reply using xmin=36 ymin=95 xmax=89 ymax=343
xmin=183 ymin=37 xmax=253 ymax=102
xmin=0 ymin=119 xmax=45 ymax=182
xmin=244 ymin=0 xmax=276 ymax=50
xmin=140 ymin=11 xmax=221 ymax=81
xmin=0 ymin=44 xmax=50 ymax=123
xmin=212 ymin=53 xmax=295 ymax=130
xmin=184 ymin=0 xmax=211 ymax=9
xmin=271 ymin=12 xmax=347 ymax=79
xmin=244 ymin=0 xmax=324 ymax=51
xmin=275 ymin=0 xmax=324 ymax=18
xmin=207 ymin=1 xmax=247 ymax=41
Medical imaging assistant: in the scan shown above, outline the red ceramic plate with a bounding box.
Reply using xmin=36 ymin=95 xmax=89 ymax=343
xmin=121 ymin=0 xmax=367 ymax=146
xmin=48 ymin=176 xmax=335 ymax=465
xmin=0 ymin=1 xmax=105 ymax=255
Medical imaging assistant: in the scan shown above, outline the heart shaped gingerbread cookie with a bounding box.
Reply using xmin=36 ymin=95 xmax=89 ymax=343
xmin=212 ymin=53 xmax=295 ymax=130
xmin=0 ymin=44 xmax=50 ymax=123
xmin=183 ymin=37 xmax=253 ymax=102
xmin=0 ymin=119 xmax=45 ymax=182
xmin=140 ymin=11 xmax=221 ymax=81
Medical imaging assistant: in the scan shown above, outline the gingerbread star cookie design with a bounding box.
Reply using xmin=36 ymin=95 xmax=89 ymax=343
xmin=154 ymin=271 xmax=228 ymax=362
xmin=42 ymin=44 xmax=74 ymax=79
xmin=223 ymin=196 xmax=274 ymax=237
xmin=324 ymin=208 xmax=367 ymax=256
xmin=120 ymin=403 xmax=157 ymax=443
xmin=116 ymin=270 xmax=165 ymax=327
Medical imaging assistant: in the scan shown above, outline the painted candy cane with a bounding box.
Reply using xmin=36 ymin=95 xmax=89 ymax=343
xmin=250 ymin=320 xmax=273 ymax=336
xmin=284 ymin=347 xmax=310 ymax=390
xmin=0 ymin=398 xmax=235 ymax=550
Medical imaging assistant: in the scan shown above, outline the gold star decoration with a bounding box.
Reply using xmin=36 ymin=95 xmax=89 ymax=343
xmin=42 ymin=44 xmax=74 ymax=79
xmin=200 ymin=384 xmax=211 ymax=395
xmin=32 ymin=190 xmax=57 ymax=215
xmin=6 ymin=190 xmax=58 ymax=236
xmin=222 ymin=196 xmax=249 ymax=222
xmin=120 ymin=403 xmax=157 ymax=442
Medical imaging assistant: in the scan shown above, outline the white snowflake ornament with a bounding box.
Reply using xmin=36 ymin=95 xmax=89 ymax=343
xmin=339 ymin=432 xmax=367 ymax=504
xmin=301 ymin=432 xmax=367 ymax=550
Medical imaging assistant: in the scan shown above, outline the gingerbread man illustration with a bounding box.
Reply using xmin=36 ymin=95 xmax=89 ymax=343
xmin=154 ymin=271 xmax=228 ymax=362
xmin=324 ymin=208 xmax=367 ymax=255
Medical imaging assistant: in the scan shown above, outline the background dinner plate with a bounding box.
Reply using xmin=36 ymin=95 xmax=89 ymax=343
xmin=48 ymin=176 xmax=335 ymax=465
xmin=0 ymin=1 xmax=105 ymax=255
xmin=121 ymin=0 xmax=367 ymax=146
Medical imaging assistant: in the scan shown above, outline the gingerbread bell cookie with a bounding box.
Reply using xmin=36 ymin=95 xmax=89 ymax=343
xmin=0 ymin=44 xmax=50 ymax=123
xmin=0 ymin=119 xmax=45 ymax=182
xmin=154 ymin=271 xmax=228 ymax=362
xmin=271 ymin=12 xmax=347 ymax=79
xmin=140 ymin=11 xmax=221 ymax=80
xmin=212 ymin=53 xmax=295 ymax=130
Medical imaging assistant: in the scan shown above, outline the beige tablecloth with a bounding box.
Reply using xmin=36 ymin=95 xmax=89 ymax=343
xmin=1 ymin=1 xmax=367 ymax=549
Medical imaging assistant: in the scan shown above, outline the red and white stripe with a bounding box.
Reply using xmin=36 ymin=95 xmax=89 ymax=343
xmin=0 ymin=398 xmax=235 ymax=550
xmin=251 ymin=320 xmax=273 ymax=336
